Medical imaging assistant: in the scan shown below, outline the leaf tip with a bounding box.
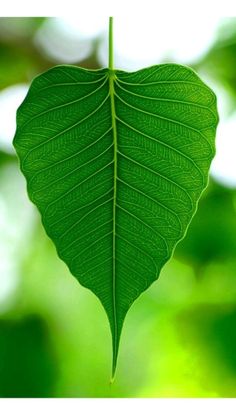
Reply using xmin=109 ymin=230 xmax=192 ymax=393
xmin=109 ymin=375 xmax=115 ymax=386
xmin=111 ymin=351 xmax=118 ymax=383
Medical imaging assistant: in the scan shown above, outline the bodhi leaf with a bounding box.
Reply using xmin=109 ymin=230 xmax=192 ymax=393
xmin=13 ymin=19 xmax=219 ymax=378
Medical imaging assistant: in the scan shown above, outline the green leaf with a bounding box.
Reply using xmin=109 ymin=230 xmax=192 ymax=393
xmin=13 ymin=20 xmax=219 ymax=377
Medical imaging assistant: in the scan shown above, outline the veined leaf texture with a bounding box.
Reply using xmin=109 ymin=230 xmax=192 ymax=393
xmin=13 ymin=17 xmax=219 ymax=378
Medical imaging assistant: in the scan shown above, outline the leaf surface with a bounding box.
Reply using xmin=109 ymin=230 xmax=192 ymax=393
xmin=13 ymin=64 xmax=218 ymax=376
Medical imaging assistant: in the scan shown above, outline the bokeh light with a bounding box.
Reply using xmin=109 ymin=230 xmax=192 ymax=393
xmin=0 ymin=84 xmax=28 ymax=153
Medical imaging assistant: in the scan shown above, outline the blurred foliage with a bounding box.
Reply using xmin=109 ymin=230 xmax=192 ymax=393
xmin=0 ymin=150 xmax=16 ymax=166
xmin=0 ymin=17 xmax=236 ymax=398
xmin=0 ymin=315 xmax=58 ymax=397
xmin=175 ymin=181 xmax=236 ymax=273
xmin=196 ymin=17 xmax=236 ymax=109
xmin=0 ymin=17 xmax=100 ymax=90
xmin=0 ymin=18 xmax=51 ymax=89
xmin=176 ymin=303 xmax=236 ymax=397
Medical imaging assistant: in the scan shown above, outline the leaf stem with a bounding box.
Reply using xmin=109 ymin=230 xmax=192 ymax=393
xmin=109 ymin=17 xmax=114 ymax=70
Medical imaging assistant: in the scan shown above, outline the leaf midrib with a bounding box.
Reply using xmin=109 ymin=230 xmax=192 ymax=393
xmin=109 ymin=69 xmax=118 ymax=374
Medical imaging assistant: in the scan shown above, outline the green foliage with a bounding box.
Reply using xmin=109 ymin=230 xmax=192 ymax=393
xmin=176 ymin=303 xmax=236 ymax=397
xmin=0 ymin=316 xmax=57 ymax=397
xmin=0 ymin=18 xmax=49 ymax=89
xmin=13 ymin=61 xmax=218 ymax=376
xmin=175 ymin=181 xmax=236 ymax=270
xmin=197 ymin=18 xmax=236 ymax=103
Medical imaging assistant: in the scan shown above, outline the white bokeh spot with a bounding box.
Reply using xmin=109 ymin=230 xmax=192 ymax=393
xmin=0 ymin=84 xmax=28 ymax=154
xmin=211 ymin=115 xmax=236 ymax=188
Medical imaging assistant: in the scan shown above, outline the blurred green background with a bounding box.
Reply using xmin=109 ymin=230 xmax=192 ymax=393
xmin=0 ymin=17 xmax=236 ymax=398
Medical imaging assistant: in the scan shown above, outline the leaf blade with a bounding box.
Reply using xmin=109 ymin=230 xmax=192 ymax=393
xmin=13 ymin=63 xmax=219 ymax=377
